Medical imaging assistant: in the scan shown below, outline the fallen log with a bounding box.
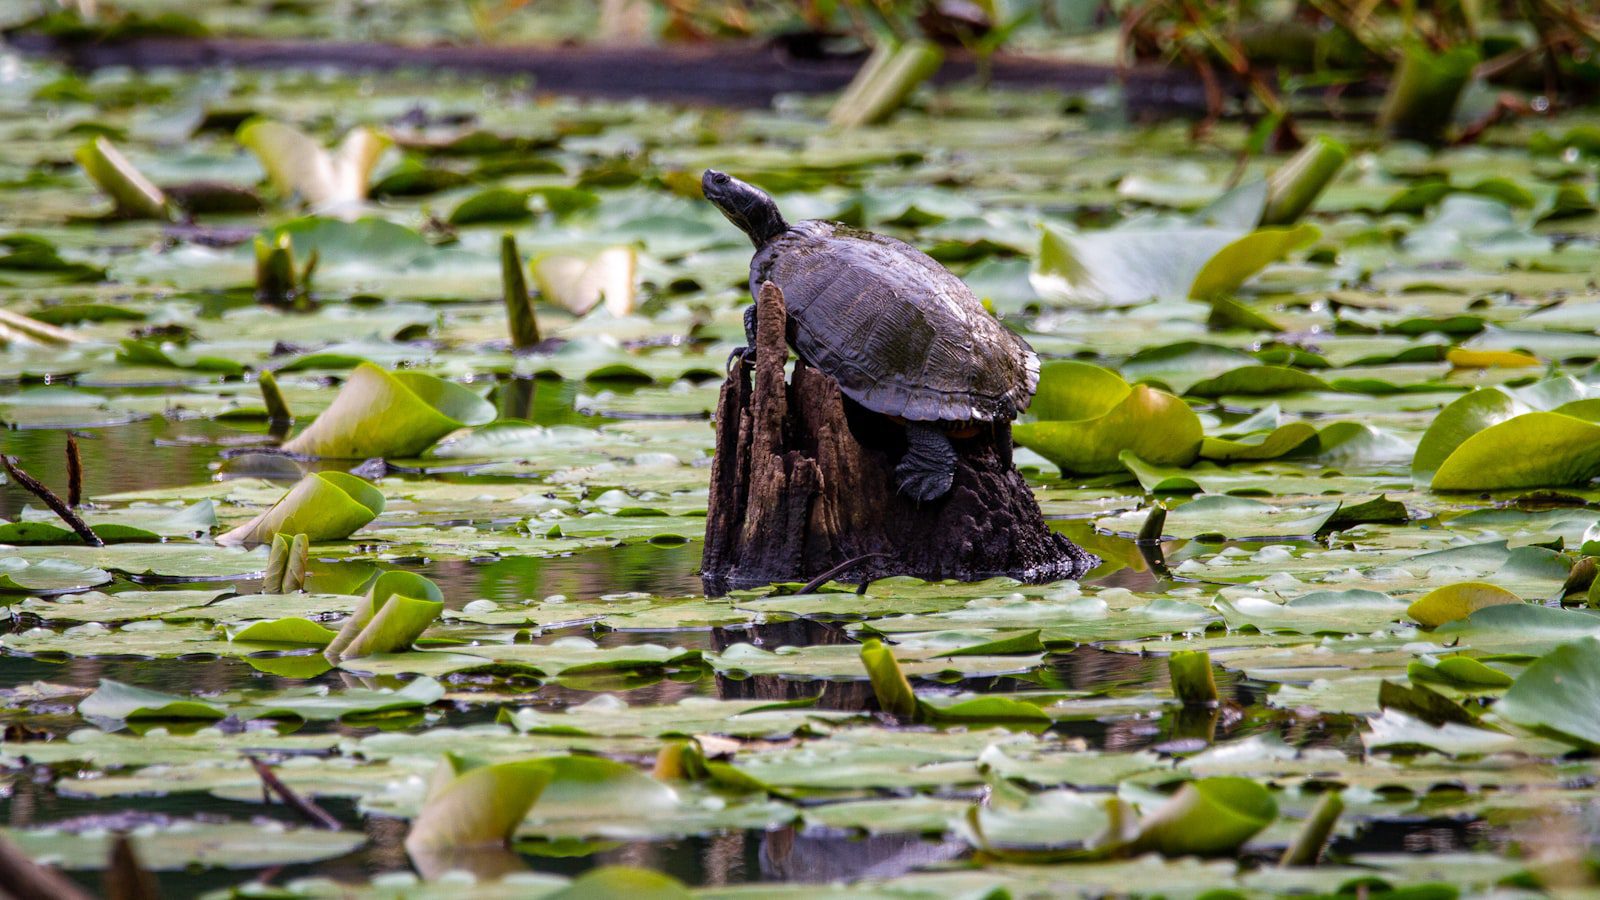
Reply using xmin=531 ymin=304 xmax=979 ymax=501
xmin=5 ymin=33 xmax=1217 ymax=110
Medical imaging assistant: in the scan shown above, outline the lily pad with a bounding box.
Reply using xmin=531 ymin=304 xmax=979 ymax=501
xmin=281 ymin=362 xmax=496 ymax=458
xmin=1013 ymin=362 xmax=1202 ymax=475
xmin=215 ymin=471 xmax=384 ymax=547
xmin=1493 ymin=636 xmax=1600 ymax=749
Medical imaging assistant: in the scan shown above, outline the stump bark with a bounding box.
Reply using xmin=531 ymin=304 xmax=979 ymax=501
xmin=702 ymin=281 xmax=1098 ymax=593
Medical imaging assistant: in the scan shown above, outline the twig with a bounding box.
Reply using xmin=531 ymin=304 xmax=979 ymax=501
xmin=1 ymin=455 xmax=103 ymax=547
xmin=794 ymin=552 xmax=891 ymax=595
xmin=246 ymin=755 xmax=342 ymax=830
xmin=0 ymin=831 xmax=95 ymax=900
xmin=104 ymin=833 xmax=159 ymax=900
xmin=65 ymin=435 xmax=83 ymax=508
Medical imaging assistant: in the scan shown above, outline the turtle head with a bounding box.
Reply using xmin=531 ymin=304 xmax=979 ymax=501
xmin=702 ymin=170 xmax=788 ymax=247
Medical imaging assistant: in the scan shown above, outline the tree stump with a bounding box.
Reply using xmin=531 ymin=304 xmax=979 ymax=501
xmin=702 ymin=281 xmax=1098 ymax=593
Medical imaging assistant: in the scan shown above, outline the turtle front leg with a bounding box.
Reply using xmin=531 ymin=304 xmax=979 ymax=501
xmin=727 ymin=303 xmax=758 ymax=371
xmin=896 ymin=424 xmax=957 ymax=502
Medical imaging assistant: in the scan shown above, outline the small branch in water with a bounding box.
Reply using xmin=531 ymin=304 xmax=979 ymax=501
xmin=0 ymin=831 xmax=95 ymax=900
xmin=246 ymin=755 xmax=342 ymax=830
xmin=1 ymin=455 xmax=103 ymax=547
xmin=104 ymin=833 xmax=159 ymax=900
xmin=65 ymin=435 xmax=83 ymax=508
xmin=793 ymin=552 xmax=891 ymax=596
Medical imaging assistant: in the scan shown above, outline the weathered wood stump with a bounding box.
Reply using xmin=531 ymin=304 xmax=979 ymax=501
xmin=701 ymin=282 xmax=1098 ymax=593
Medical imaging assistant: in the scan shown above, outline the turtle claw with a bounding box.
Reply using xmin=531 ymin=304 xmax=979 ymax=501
xmin=726 ymin=345 xmax=755 ymax=373
xmin=895 ymin=464 xmax=953 ymax=503
xmin=896 ymin=423 xmax=957 ymax=503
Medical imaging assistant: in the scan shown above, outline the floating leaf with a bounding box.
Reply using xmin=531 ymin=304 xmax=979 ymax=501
xmin=1408 ymin=655 xmax=1513 ymax=689
xmin=1034 ymin=226 xmax=1235 ymax=307
xmin=281 ymin=362 xmax=496 ymax=458
xmin=1198 ymin=422 xmax=1318 ymax=462
xmin=450 ymin=187 xmax=531 ymax=225
xmin=545 ymin=867 xmax=692 ymax=900
xmin=75 ymin=136 xmax=170 ymax=220
xmin=1406 ymin=582 xmax=1522 ymax=628
xmin=0 ymin=557 xmax=112 ymax=594
xmin=79 ymin=679 xmax=225 ymax=721
xmin=215 ymin=472 xmax=384 ymax=547
xmin=324 ymin=570 xmax=444 ymax=662
xmin=238 ymin=119 xmax=391 ymax=209
xmin=1130 ymin=777 xmax=1278 ymax=857
xmin=1446 ymin=348 xmax=1540 ymax=369
xmin=231 ymin=617 xmax=339 ymax=646
xmin=531 ymin=245 xmax=637 ymax=316
xmin=1411 ymin=387 xmax=1524 ymax=483
xmin=1185 ymin=365 xmax=1331 ymax=398
xmin=1 ymin=822 xmax=365 ymax=871
xmin=1013 ymin=362 xmax=1202 ymax=475
xmin=1431 ymin=412 xmax=1600 ymax=491
xmin=1434 ymin=604 xmax=1600 ymax=657
xmin=1188 ymin=225 xmax=1319 ymax=301
xmin=1493 ymin=637 xmax=1600 ymax=748
xmin=404 ymin=753 xmax=554 ymax=853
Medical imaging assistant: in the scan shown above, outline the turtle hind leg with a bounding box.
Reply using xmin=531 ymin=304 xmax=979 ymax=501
xmin=896 ymin=424 xmax=957 ymax=502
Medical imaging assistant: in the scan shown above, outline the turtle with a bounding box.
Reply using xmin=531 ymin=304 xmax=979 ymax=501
xmin=701 ymin=169 xmax=1040 ymax=502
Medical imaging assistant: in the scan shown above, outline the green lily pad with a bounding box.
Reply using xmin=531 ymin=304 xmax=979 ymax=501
xmin=1013 ymin=362 xmax=1202 ymax=475
xmin=323 ymin=571 xmax=444 ymax=661
xmin=78 ymin=679 xmax=225 ymax=721
xmin=1130 ymin=777 xmax=1278 ymax=857
xmin=216 ymin=471 xmax=384 ymax=547
xmin=282 ymin=362 xmax=496 ymax=459
xmin=1406 ymin=582 xmax=1523 ymax=628
xmin=1431 ymin=411 xmax=1600 ymax=491
xmin=1 ymin=822 xmax=365 ymax=871
xmin=1493 ymin=636 xmax=1600 ymax=749
xmin=0 ymin=557 xmax=112 ymax=594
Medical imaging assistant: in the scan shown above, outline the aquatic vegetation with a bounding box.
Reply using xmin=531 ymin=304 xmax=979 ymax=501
xmin=2 ymin=15 xmax=1600 ymax=895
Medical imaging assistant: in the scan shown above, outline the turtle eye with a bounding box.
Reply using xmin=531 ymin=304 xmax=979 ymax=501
xmin=712 ymin=173 xmax=729 ymax=185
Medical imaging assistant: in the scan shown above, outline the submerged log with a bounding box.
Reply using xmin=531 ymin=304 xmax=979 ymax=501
xmin=702 ymin=281 xmax=1097 ymax=593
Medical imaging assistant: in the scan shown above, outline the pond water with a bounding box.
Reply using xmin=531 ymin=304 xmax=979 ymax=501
xmin=3 ymin=19 xmax=1600 ymax=897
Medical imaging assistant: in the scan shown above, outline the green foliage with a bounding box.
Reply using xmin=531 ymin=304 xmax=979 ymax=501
xmin=1013 ymin=362 xmax=1203 ymax=475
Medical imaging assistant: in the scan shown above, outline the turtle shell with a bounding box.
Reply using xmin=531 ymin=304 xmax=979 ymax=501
xmin=752 ymin=220 xmax=1038 ymax=423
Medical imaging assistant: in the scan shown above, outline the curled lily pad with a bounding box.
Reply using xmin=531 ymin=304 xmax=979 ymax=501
xmin=1406 ymin=582 xmax=1522 ymax=628
xmin=532 ymin=245 xmax=638 ymax=316
xmin=1013 ymin=362 xmax=1202 ymax=475
xmin=1188 ymin=226 xmax=1319 ymax=301
xmin=238 ymin=119 xmax=391 ymax=209
xmin=1198 ymin=422 xmax=1318 ymax=462
xmin=404 ymin=753 xmax=553 ymax=853
xmin=1130 ymin=776 xmax=1278 ymax=857
xmin=1430 ymin=411 xmax=1600 ymax=491
xmin=281 ymin=362 xmax=495 ymax=459
xmin=323 ymin=571 xmax=444 ymax=662
xmin=75 ymin=136 xmax=170 ymax=220
xmin=215 ymin=472 xmax=384 ymax=547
